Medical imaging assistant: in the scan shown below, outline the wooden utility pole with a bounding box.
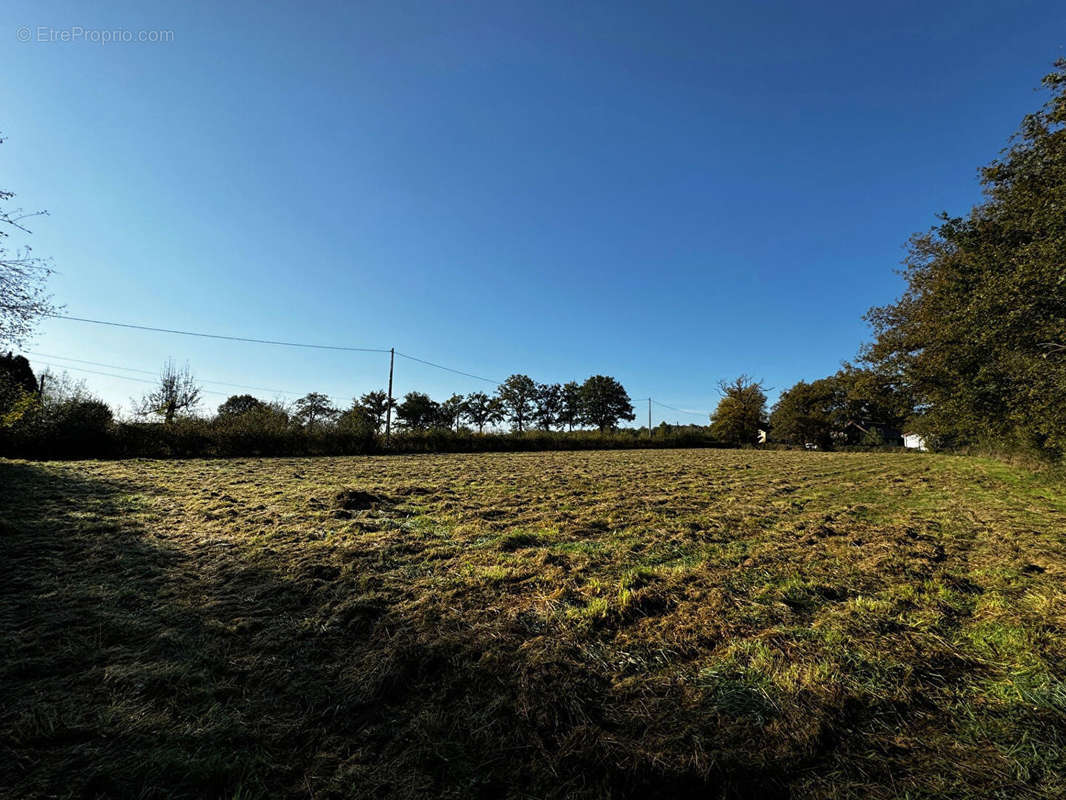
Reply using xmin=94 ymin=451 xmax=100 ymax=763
xmin=385 ymin=347 xmax=394 ymax=447
xmin=648 ymin=397 xmax=652 ymax=438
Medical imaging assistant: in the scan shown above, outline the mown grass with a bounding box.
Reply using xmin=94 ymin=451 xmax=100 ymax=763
xmin=1 ymin=449 xmax=1064 ymax=799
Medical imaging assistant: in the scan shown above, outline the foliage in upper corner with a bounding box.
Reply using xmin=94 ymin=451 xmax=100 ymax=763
xmin=862 ymin=59 xmax=1066 ymax=458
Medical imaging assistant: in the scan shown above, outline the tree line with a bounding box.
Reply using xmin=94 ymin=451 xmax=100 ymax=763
xmin=3 ymin=349 xmax=914 ymax=457
xmin=129 ymin=363 xmax=637 ymax=434
xmin=3 ymin=60 xmax=1065 ymax=460
xmin=858 ymin=60 xmax=1066 ymax=457
xmin=0 ymin=356 xmax=657 ymax=457
xmin=354 ymin=374 xmax=635 ymax=434
xmin=703 ymin=369 xmax=915 ymax=450
xmin=707 ymin=59 xmax=1066 ymax=459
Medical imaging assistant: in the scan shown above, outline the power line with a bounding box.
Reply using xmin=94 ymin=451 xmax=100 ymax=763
xmin=33 ymin=361 xmax=230 ymax=398
xmin=29 ymin=352 xmax=159 ymax=376
xmin=41 ymin=312 xmax=391 ymax=353
xmin=394 ymin=351 xmax=501 ymax=385
xmin=652 ymin=399 xmax=711 ymax=417
xmin=36 ymin=311 xmax=718 ymax=421
xmin=26 ymin=351 xmax=310 ymax=397
xmin=33 ymin=361 xmax=356 ymax=408
xmin=42 ymin=312 xmax=501 ymax=386
xmin=31 ymin=359 xmax=345 ymax=405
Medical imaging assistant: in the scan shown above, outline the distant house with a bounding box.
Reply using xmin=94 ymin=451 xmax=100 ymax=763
xmin=902 ymin=432 xmax=928 ymax=451
xmin=837 ymin=420 xmax=903 ymax=447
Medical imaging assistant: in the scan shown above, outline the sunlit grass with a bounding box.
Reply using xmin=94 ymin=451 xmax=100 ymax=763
xmin=1 ymin=449 xmax=1064 ymax=798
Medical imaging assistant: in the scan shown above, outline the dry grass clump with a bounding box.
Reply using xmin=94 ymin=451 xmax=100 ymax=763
xmin=1 ymin=450 xmax=1065 ymax=798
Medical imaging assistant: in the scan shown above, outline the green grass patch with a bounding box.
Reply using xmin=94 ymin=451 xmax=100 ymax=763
xmin=2 ymin=450 xmax=1065 ymax=798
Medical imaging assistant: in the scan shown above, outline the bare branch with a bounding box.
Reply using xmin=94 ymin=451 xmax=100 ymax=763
xmin=1 ymin=134 xmax=56 ymax=346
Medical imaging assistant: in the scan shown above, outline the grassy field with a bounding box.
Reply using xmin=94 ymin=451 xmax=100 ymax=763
xmin=1 ymin=450 xmax=1065 ymax=799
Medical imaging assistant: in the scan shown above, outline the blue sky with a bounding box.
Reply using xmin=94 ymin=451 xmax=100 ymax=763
xmin=3 ymin=0 xmax=1063 ymax=422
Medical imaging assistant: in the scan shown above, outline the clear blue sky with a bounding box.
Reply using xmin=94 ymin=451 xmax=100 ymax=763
xmin=3 ymin=1 xmax=1063 ymax=422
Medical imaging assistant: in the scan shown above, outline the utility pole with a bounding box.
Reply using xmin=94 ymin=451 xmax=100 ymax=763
xmin=648 ymin=397 xmax=652 ymax=438
xmin=385 ymin=347 xmax=394 ymax=448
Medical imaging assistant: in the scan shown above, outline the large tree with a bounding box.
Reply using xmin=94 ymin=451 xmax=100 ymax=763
xmin=770 ymin=366 xmax=913 ymax=448
xmin=396 ymin=391 xmax=441 ymax=430
xmin=463 ymin=391 xmax=504 ymax=433
xmin=533 ymin=383 xmax=562 ymax=431
xmin=834 ymin=365 xmax=913 ymax=444
xmin=496 ymin=374 xmax=537 ymax=433
xmin=769 ymin=377 xmax=838 ymax=449
xmin=0 ymin=352 xmax=37 ymax=416
xmin=217 ymin=394 xmax=264 ymax=417
xmin=0 ymin=136 xmax=55 ymax=347
xmin=579 ymin=375 xmax=635 ymax=432
xmin=439 ymin=393 xmax=466 ymax=432
xmin=558 ymin=381 xmax=583 ymax=432
xmin=864 ymin=60 xmax=1066 ymax=455
xmin=293 ymin=392 xmax=338 ymax=431
xmin=351 ymin=390 xmax=393 ymax=432
xmin=137 ymin=359 xmax=201 ymax=424
xmin=709 ymin=376 xmax=766 ymax=446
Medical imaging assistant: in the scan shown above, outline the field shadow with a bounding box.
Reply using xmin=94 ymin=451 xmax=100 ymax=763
xmin=0 ymin=462 xmax=310 ymax=798
xmin=0 ymin=461 xmax=798 ymax=800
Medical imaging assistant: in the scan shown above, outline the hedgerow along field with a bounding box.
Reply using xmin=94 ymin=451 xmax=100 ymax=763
xmin=1 ymin=450 xmax=1064 ymax=799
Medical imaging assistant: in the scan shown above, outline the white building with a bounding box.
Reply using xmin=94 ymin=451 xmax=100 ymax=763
xmin=902 ymin=432 xmax=928 ymax=451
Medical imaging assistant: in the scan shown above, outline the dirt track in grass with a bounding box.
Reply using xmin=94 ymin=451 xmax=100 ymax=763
xmin=2 ymin=449 xmax=1065 ymax=798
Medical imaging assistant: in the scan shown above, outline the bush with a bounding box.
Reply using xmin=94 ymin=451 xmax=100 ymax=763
xmin=0 ymin=397 xmax=114 ymax=459
xmin=0 ymin=416 xmax=727 ymax=460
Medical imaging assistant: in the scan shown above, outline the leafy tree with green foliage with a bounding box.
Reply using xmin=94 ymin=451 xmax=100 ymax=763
xmin=232 ymin=399 xmax=291 ymax=431
xmin=345 ymin=390 xmax=392 ymax=433
xmin=710 ymin=376 xmax=766 ymax=446
xmin=497 ymin=374 xmax=537 ymax=433
xmin=558 ymin=381 xmax=583 ymax=432
xmin=0 ymin=352 xmax=37 ymax=418
xmin=439 ymin=393 xmax=466 ymax=432
xmin=217 ymin=394 xmax=264 ymax=417
xmin=462 ymin=391 xmax=504 ymax=433
xmin=293 ymin=392 xmax=337 ymax=431
xmin=769 ymin=377 xmax=838 ymax=449
xmin=771 ymin=366 xmax=914 ymax=448
xmin=579 ymin=375 xmax=635 ymax=432
xmin=336 ymin=404 xmax=373 ymax=434
xmin=2 ymin=370 xmax=113 ymax=455
xmin=396 ymin=391 xmax=441 ymax=430
xmin=533 ymin=383 xmax=562 ymax=430
xmin=334 ymin=390 xmax=393 ymax=435
xmin=864 ymin=60 xmax=1066 ymax=456
xmin=137 ymin=360 xmax=201 ymax=424
xmin=833 ymin=365 xmax=913 ymax=444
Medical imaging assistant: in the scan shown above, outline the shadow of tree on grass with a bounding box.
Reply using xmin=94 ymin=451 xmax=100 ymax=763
xmin=0 ymin=460 xmax=802 ymax=799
